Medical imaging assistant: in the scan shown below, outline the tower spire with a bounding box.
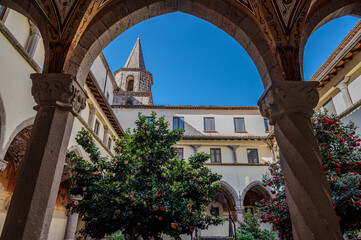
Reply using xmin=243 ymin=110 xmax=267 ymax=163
xmin=124 ymin=37 xmax=146 ymax=69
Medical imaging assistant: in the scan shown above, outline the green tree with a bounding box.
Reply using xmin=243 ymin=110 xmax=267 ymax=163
xmin=237 ymin=210 xmax=276 ymax=240
xmin=67 ymin=112 xmax=223 ymax=240
xmin=257 ymin=111 xmax=361 ymax=239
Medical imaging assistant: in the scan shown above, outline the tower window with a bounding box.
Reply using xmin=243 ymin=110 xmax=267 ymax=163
xmin=126 ymin=76 xmax=135 ymax=91
xmin=176 ymin=148 xmax=184 ymax=159
xmin=124 ymin=98 xmax=133 ymax=105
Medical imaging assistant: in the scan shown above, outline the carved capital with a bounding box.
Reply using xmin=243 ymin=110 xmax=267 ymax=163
xmin=31 ymin=73 xmax=87 ymax=116
xmin=258 ymin=81 xmax=319 ymax=125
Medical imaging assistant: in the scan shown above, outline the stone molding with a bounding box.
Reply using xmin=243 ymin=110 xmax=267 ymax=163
xmin=258 ymin=81 xmax=319 ymax=125
xmin=0 ymin=159 xmax=8 ymax=171
xmin=31 ymin=73 xmax=87 ymax=116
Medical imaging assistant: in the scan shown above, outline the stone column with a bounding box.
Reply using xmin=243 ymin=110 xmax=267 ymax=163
xmin=64 ymin=195 xmax=82 ymax=240
xmin=88 ymin=103 xmax=97 ymax=130
xmin=25 ymin=21 xmax=41 ymax=58
xmin=337 ymin=81 xmax=353 ymax=108
xmin=191 ymin=144 xmax=200 ymax=154
xmin=103 ymin=126 xmax=110 ymax=146
xmin=258 ymin=81 xmax=343 ymax=240
xmin=229 ymin=145 xmax=239 ymax=163
xmin=0 ymin=73 xmax=87 ymax=240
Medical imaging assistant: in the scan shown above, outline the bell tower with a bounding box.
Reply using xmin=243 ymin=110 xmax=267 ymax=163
xmin=113 ymin=37 xmax=153 ymax=106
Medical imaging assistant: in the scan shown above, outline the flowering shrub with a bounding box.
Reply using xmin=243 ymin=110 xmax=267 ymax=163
xmin=67 ymin=112 xmax=222 ymax=240
xmin=257 ymin=111 xmax=361 ymax=239
xmin=237 ymin=210 xmax=276 ymax=240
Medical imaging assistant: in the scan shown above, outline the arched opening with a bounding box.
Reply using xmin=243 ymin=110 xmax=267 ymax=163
xmin=300 ymin=0 xmax=361 ymax=80
xmin=124 ymin=98 xmax=133 ymax=105
xmin=242 ymin=183 xmax=270 ymax=215
xmin=126 ymin=76 xmax=134 ymax=92
xmin=65 ymin=1 xmax=281 ymax=90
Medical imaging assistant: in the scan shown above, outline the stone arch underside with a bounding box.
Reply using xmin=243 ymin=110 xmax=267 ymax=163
xmin=299 ymin=0 xmax=361 ymax=80
xmin=0 ymin=94 xmax=5 ymax=153
xmin=64 ymin=0 xmax=281 ymax=89
xmin=214 ymin=181 xmax=239 ymax=222
xmin=0 ymin=0 xmax=51 ymax=72
xmin=0 ymin=124 xmax=72 ymax=214
xmin=241 ymin=181 xmax=270 ymax=210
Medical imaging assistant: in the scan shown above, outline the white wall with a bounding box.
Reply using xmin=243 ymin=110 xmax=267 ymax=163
xmin=113 ymin=108 xmax=269 ymax=137
xmin=349 ymin=75 xmax=361 ymax=104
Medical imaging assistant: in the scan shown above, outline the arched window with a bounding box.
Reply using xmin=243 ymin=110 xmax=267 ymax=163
xmin=126 ymin=76 xmax=134 ymax=91
xmin=124 ymin=98 xmax=133 ymax=105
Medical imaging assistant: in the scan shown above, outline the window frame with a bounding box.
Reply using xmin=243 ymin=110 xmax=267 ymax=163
xmin=94 ymin=120 xmax=100 ymax=135
xmin=234 ymin=117 xmax=246 ymax=132
xmin=210 ymin=148 xmax=222 ymax=163
xmin=173 ymin=117 xmax=185 ymax=130
xmin=0 ymin=6 xmax=8 ymax=21
xmin=264 ymin=118 xmax=270 ymax=132
xmin=247 ymin=148 xmax=259 ymax=164
xmin=107 ymin=137 xmax=112 ymax=149
xmin=204 ymin=117 xmax=216 ymax=132
xmin=176 ymin=148 xmax=184 ymax=159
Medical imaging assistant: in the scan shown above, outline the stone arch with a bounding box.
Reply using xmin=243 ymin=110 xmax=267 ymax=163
xmin=209 ymin=180 xmax=239 ymax=222
xmin=0 ymin=117 xmax=35 ymax=161
xmin=241 ymin=180 xmax=271 ymax=214
xmin=0 ymin=124 xmax=33 ymax=211
xmin=299 ymin=0 xmax=361 ymax=80
xmin=0 ymin=0 xmax=50 ymax=71
xmin=64 ymin=0 xmax=281 ymax=89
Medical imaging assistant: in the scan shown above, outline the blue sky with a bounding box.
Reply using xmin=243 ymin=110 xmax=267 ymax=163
xmin=103 ymin=13 xmax=360 ymax=106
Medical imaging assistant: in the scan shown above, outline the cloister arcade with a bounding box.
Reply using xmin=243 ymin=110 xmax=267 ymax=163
xmin=0 ymin=0 xmax=360 ymax=239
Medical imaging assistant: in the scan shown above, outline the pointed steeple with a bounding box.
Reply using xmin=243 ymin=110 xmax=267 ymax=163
xmin=123 ymin=36 xmax=146 ymax=69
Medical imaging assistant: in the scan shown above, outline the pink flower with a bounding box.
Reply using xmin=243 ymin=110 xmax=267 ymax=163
xmin=335 ymin=168 xmax=341 ymax=172
xmin=337 ymin=216 xmax=341 ymax=222
xmin=356 ymin=201 xmax=361 ymax=207
xmin=171 ymin=223 xmax=178 ymax=229
xmin=336 ymin=163 xmax=341 ymax=168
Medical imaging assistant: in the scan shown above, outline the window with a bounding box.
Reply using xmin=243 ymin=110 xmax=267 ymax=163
xmin=247 ymin=149 xmax=259 ymax=163
xmin=108 ymin=137 xmax=112 ymax=149
xmin=204 ymin=117 xmax=215 ymax=131
xmin=234 ymin=118 xmax=246 ymax=132
xmin=126 ymin=76 xmax=135 ymax=91
xmin=323 ymin=99 xmax=337 ymax=115
xmin=106 ymin=92 xmax=110 ymax=101
xmin=173 ymin=117 xmax=184 ymax=130
xmin=94 ymin=120 xmax=100 ymax=135
xmin=0 ymin=6 xmax=7 ymax=21
xmin=210 ymin=148 xmax=221 ymax=163
xmin=210 ymin=207 xmax=220 ymax=217
xmin=145 ymin=117 xmax=151 ymax=123
xmin=124 ymin=98 xmax=133 ymax=105
xmin=176 ymin=148 xmax=184 ymax=159
xmin=264 ymin=118 xmax=270 ymax=132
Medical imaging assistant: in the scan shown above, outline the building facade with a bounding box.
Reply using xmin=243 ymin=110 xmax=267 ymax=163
xmin=311 ymin=20 xmax=361 ymax=133
xmin=0 ymin=7 xmax=123 ymax=240
xmin=111 ymin=39 xmax=275 ymax=237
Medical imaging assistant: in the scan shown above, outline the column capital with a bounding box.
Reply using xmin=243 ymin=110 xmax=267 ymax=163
xmin=31 ymin=73 xmax=87 ymax=116
xmin=257 ymin=81 xmax=319 ymax=125
xmin=191 ymin=145 xmax=201 ymax=152
xmin=229 ymin=145 xmax=239 ymax=151
xmin=336 ymin=81 xmax=348 ymax=90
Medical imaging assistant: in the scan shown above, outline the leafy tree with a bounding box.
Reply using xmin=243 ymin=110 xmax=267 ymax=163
xmin=67 ymin=112 xmax=223 ymax=240
xmin=237 ymin=210 xmax=276 ymax=240
xmin=257 ymin=111 xmax=361 ymax=240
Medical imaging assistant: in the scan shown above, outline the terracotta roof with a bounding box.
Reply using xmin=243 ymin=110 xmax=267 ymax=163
xmin=310 ymin=20 xmax=361 ymax=89
xmin=112 ymin=105 xmax=259 ymax=110
xmin=182 ymin=135 xmax=267 ymax=140
xmin=86 ymin=76 xmax=124 ymax=137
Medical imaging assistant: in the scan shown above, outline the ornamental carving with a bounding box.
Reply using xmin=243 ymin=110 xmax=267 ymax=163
xmin=31 ymin=73 xmax=87 ymax=116
xmin=257 ymin=81 xmax=319 ymax=125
